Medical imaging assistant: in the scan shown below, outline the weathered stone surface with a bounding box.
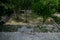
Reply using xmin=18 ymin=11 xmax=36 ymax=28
xmin=0 ymin=32 xmax=60 ymax=40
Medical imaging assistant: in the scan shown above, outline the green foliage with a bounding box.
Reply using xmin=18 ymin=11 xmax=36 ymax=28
xmin=57 ymin=0 xmax=60 ymax=12
xmin=0 ymin=0 xmax=14 ymax=25
xmin=20 ymin=0 xmax=33 ymax=10
xmin=0 ymin=5 xmax=6 ymax=16
xmin=32 ymin=0 xmax=58 ymax=23
xmin=33 ymin=0 xmax=40 ymax=3
xmin=0 ymin=25 xmax=17 ymax=32
xmin=37 ymin=25 xmax=48 ymax=32
xmin=9 ymin=0 xmax=22 ymax=9
xmin=0 ymin=0 xmax=10 ymax=3
xmin=0 ymin=0 xmax=33 ymax=16
xmin=9 ymin=0 xmax=33 ymax=10
xmin=0 ymin=4 xmax=13 ymax=16
xmin=51 ymin=16 xmax=60 ymax=24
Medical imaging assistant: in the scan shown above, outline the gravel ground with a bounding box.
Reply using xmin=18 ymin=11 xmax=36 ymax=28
xmin=0 ymin=32 xmax=60 ymax=40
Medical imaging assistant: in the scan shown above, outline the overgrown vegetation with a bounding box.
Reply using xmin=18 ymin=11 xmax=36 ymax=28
xmin=0 ymin=0 xmax=60 ymax=32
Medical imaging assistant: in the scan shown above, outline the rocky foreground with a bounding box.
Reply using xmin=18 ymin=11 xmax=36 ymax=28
xmin=0 ymin=32 xmax=60 ymax=40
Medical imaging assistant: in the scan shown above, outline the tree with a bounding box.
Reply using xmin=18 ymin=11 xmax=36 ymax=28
xmin=19 ymin=0 xmax=33 ymax=22
xmin=57 ymin=0 xmax=60 ymax=12
xmin=0 ymin=0 xmax=13 ymax=25
xmin=32 ymin=0 xmax=58 ymax=24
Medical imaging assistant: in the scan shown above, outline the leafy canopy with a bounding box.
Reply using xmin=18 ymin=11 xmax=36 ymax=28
xmin=32 ymin=0 xmax=58 ymax=23
xmin=32 ymin=0 xmax=57 ymax=17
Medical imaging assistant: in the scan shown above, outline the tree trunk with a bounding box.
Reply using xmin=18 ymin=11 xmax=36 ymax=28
xmin=14 ymin=9 xmax=17 ymax=18
xmin=24 ymin=10 xmax=28 ymax=23
xmin=42 ymin=16 xmax=47 ymax=24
